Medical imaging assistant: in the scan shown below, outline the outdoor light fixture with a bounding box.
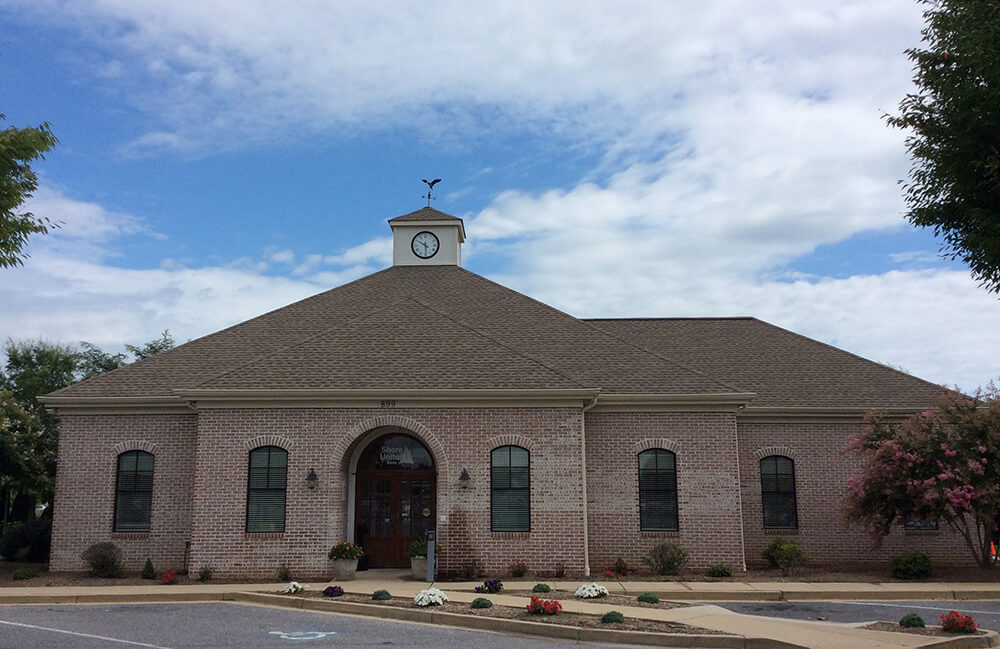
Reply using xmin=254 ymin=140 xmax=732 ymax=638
xmin=306 ymin=468 xmax=318 ymax=489
xmin=458 ymin=468 xmax=470 ymax=487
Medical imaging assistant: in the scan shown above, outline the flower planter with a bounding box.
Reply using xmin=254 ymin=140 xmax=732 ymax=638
xmin=410 ymin=557 xmax=428 ymax=580
xmin=331 ymin=559 xmax=358 ymax=581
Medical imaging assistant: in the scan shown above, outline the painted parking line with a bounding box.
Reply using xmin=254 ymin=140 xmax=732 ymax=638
xmin=0 ymin=618 xmax=173 ymax=649
xmin=843 ymin=602 xmax=1000 ymax=616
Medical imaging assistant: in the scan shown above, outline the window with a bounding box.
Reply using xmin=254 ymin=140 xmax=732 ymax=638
xmin=114 ymin=451 xmax=154 ymax=532
xmin=904 ymin=519 xmax=938 ymax=531
xmin=760 ymin=455 xmax=797 ymax=529
xmin=491 ymin=446 xmax=529 ymax=532
xmin=246 ymin=446 xmax=287 ymax=533
xmin=638 ymin=449 xmax=678 ymax=531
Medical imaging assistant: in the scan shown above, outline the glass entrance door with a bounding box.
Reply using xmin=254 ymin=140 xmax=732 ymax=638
xmin=354 ymin=432 xmax=436 ymax=568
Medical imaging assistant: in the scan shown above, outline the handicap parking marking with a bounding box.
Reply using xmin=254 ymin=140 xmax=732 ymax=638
xmin=269 ymin=630 xmax=339 ymax=640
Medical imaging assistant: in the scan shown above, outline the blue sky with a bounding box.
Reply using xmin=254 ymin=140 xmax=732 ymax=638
xmin=2 ymin=0 xmax=998 ymax=390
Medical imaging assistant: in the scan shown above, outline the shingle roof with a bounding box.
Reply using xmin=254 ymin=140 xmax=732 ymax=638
xmin=387 ymin=207 xmax=463 ymax=223
xmin=49 ymin=266 xmax=737 ymax=399
xmin=585 ymin=317 xmax=946 ymax=409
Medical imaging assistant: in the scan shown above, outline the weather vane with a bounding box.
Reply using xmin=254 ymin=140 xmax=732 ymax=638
xmin=422 ymin=178 xmax=441 ymax=206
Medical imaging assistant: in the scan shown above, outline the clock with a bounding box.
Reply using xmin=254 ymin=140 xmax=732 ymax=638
xmin=411 ymin=231 xmax=439 ymax=259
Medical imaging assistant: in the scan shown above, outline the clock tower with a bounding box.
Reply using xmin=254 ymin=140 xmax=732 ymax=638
xmin=388 ymin=207 xmax=466 ymax=267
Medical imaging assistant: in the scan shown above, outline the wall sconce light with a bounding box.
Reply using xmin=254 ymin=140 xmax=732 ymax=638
xmin=458 ymin=468 xmax=470 ymax=488
xmin=306 ymin=468 xmax=318 ymax=489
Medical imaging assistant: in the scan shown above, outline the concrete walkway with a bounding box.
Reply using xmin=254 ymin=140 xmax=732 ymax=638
xmin=3 ymin=575 xmax=999 ymax=649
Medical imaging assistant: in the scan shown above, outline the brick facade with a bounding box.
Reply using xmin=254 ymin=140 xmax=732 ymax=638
xmin=49 ymin=408 xmax=970 ymax=577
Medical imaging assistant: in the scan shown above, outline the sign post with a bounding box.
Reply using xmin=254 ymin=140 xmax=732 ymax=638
xmin=426 ymin=529 xmax=435 ymax=582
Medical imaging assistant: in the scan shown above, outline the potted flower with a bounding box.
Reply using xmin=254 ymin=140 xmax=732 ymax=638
xmin=408 ymin=537 xmax=440 ymax=580
xmin=328 ymin=542 xmax=364 ymax=581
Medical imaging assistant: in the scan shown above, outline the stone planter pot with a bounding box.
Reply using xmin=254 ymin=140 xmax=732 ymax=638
xmin=331 ymin=558 xmax=359 ymax=581
xmin=410 ymin=556 xmax=428 ymax=580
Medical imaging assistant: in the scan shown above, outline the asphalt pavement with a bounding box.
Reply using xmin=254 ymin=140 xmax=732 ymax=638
xmin=716 ymin=600 xmax=1000 ymax=633
xmin=0 ymin=602 xmax=661 ymax=649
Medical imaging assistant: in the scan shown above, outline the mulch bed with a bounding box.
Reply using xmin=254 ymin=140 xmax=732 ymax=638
xmin=505 ymin=589 xmax=690 ymax=609
xmin=862 ymin=622 xmax=986 ymax=637
xmin=291 ymin=592 xmax=729 ymax=635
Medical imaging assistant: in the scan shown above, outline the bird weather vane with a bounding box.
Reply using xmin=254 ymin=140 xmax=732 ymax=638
xmin=422 ymin=178 xmax=441 ymax=206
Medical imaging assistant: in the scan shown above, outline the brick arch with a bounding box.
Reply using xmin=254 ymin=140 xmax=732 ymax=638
xmin=632 ymin=438 xmax=681 ymax=454
xmin=753 ymin=446 xmax=797 ymax=461
xmin=336 ymin=414 xmax=449 ymax=474
xmin=485 ymin=434 xmax=535 ymax=452
xmin=243 ymin=435 xmax=294 ymax=452
xmin=112 ymin=440 xmax=158 ymax=456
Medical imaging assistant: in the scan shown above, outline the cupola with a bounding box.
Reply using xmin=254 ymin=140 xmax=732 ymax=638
xmin=388 ymin=207 xmax=466 ymax=267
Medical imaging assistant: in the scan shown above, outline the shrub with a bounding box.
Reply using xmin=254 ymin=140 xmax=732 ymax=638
xmin=413 ymin=588 xmax=448 ymax=606
xmin=574 ymin=583 xmax=609 ymax=598
xmin=601 ymin=611 xmax=625 ymax=624
xmin=637 ymin=592 xmax=660 ymax=604
xmin=643 ymin=541 xmax=689 ymax=575
xmin=526 ymin=596 xmax=562 ymax=615
xmin=706 ymin=563 xmax=733 ymax=578
xmin=762 ymin=538 xmax=806 ymax=576
xmin=532 ymin=583 xmax=551 ymax=593
xmin=474 ymin=579 xmax=503 ymax=594
xmin=12 ymin=567 xmax=37 ymax=580
xmin=510 ymin=561 xmax=528 ymax=577
xmin=328 ymin=541 xmax=364 ymax=561
xmin=276 ymin=564 xmax=292 ymax=582
xmin=282 ymin=581 xmax=307 ymax=594
xmin=407 ymin=537 xmax=441 ymax=558
xmin=323 ymin=585 xmax=344 ymax=598
xmin=941 ymin=611 xmax=978 ymax=633
xmin=899 ymin=613 xmax=925 ymax=628
xmin=554 ymin=562 xmax=566 ymax=578
xmin=372 ymin=589 xmax=392 ymax=601
xmin=890 ymin=552 xmax=932 ymax=580
xmin=197 ymin=565 xmax=213 ymax=582
xmin=161 ymin=569 xmax=177 ymax=585
xmin=0 ymin=519 xmax=52 ymax=563
xmin=141 ymin=559 xmax=156 ymax=580
xmin=463 ymin=562 xmax=479 ymax=580
xmin=613 ymin=556 xmax=628 ymax=576
xmin=81 ymin=542 xmax=124 ymax=578
xmin=471 ymin=597 xmax=493 ymax=609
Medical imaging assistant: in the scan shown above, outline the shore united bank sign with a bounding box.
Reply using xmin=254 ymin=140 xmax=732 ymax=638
xmin=42 ymin=205 xmax=960 ymax=578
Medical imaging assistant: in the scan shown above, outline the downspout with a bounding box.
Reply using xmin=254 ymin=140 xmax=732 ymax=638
xmin=734 ymin=404 xmax=748 ymax=572
xmin=580 ymin=394 xmax=600 ymax=577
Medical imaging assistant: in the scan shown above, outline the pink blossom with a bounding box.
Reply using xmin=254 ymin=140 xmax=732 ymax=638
xmin=978 ymin=446 xmax=987 ymax=453
xmin=945 ymin=449 xmax=957 ymax=457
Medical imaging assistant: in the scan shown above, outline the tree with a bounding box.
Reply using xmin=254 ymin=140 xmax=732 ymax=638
xmin=77 ymin=342 xmax=127 ymax=380
xmin=0 ymin=114 xmax=59 ymax=268
xmin=126 ymin=330 xmax=175 ymax=361
xmin=843 ymin=385 xmax=999 ymax=568
xmin=887 ymin=1 xmax=1000 ymax=294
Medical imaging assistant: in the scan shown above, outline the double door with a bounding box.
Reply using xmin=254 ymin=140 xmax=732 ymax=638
xmin=355 ymin=470 xmax=435 ymax=568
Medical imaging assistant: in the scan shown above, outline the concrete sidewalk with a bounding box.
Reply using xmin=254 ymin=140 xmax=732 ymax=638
xmin=2 ymin=576 xmax=999 ymax=649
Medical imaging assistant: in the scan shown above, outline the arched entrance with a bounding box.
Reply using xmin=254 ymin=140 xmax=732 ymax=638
xmin=354 ymin=432 xmax=436 ymax=568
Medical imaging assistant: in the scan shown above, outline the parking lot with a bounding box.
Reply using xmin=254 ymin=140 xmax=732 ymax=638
xmin=717 ymin=600 xmax=1000 ymax=632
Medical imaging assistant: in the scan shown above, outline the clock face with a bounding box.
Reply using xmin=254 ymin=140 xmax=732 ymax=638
xmin=411 ymin=231 xmax=440 ymax=259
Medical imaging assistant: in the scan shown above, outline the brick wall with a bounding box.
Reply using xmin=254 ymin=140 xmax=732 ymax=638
xmin=738 ymin=421 xmax=971 ymax=567
xmin=49 ymin=413 xmax=197 ymax=572
xmin=585 ymin=411 xmax=745 ymax=574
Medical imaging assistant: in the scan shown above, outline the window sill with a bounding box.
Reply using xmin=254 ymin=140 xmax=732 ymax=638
xmin=763 ymin=528 xmax=799 ymax=535
xmin=245 ymin=533 xmax=285 ymax=540
xmin=490 ymin=532 xmax=530 ymax=539
xmin=111 ymin=532 xmax=150 ymax=539
xmin=640 ymin=531 xmax=679 ymax=537
xmin=903 ymin=528 xmax=940 ymax=535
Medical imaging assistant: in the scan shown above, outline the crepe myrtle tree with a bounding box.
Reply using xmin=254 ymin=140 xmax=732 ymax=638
xmin=843 ymin=384 xmax=999 ymax=568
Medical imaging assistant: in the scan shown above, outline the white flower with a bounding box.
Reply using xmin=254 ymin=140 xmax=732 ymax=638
xmin=413 ymin=587 xmax=449 ymax=606
xmin=283 ymin=581 xmax=308 ymax=594
xmin=574 ymin=583 xmax=609 ymax=598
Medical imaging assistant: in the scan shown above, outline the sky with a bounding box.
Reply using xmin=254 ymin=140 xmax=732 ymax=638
xmin=2 ymin=0 xmax=998 ymax=391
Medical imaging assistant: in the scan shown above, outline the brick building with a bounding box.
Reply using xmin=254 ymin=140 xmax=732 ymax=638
xmin=42 ymin=207 xmax=955 ymax=578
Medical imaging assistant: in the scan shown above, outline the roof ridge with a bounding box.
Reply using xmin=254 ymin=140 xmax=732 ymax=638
xmin=188 ymin=296 xmax=416 ymax=389
xmin=407 ymin=297 xmax=590 ymax=389
xmin=584 ymin=316 xmax=755 ymax=322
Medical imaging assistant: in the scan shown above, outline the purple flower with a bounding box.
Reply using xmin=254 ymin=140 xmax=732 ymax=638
xmin=323 ymin=585 xmax=345 ymax=597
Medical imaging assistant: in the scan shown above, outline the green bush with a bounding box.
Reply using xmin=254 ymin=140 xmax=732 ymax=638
xmin=372 ymin=589 xmax=392 ymax=601
xmin=601 ymin=611 xmax=625 ymax=624
xmin=510 ymin=561 xmax=528 ymax=577
xmin=762 ymin=538 xmax=806 ymax=576
xmin=642 ymin=541 xmax=688 ymax=575
xmin=613 ymin=556 xmax=628 ymax=576
xmin=81 ymin=542 xmax=124 ymax=578
xmin=706 ymin=563 xmax=733 ymax=578
xmin=197 ymin=565 xmax=213 ymax=582
xmin=637 ymin=592 xmax=660 ymax=604
xmin=532 ymin=583 xmax=551 ymax=593
xmin=890 ymin=552 xmax=932 ymax=580
xmin=470 ymin=597 xmax=493 ymax=609
xmin=12 ymin=567 xmax=38 ymax=580
xmin=276 ymin=564 xmax=292 ymax=582
xmin=0 ymin=518 xmax=52 ymax=563
xmin=141 ymin=558 xmax=156 ymax=580
xmin=899 ymin=613 xmax=926 ymax=628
